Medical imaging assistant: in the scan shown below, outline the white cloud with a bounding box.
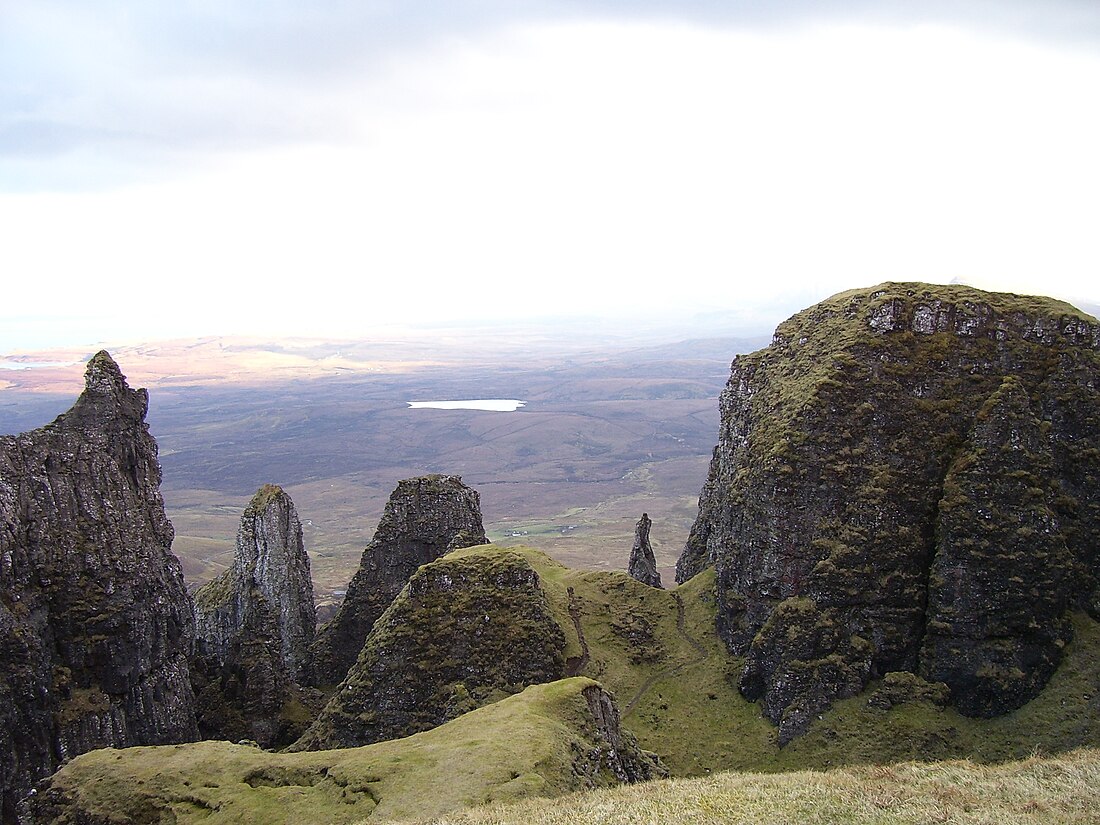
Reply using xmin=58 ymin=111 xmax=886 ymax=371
xmin=3 ymin=19 xmax=1099 ymax=349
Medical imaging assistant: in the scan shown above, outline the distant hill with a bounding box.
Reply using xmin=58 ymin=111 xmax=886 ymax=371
xmin=1 ymin=331 xmax=761 ymax=602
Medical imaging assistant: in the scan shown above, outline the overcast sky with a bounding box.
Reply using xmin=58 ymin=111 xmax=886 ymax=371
xmin=3 ymin=1 xmax=1100 ymax=351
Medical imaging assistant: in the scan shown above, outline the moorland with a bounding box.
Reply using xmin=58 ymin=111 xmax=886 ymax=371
xmin=0 ymin=326 xmax=767 ymax=610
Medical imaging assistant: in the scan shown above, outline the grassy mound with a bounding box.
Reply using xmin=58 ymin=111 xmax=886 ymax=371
xmin=29 ymin=678 xmax=645 ymax=824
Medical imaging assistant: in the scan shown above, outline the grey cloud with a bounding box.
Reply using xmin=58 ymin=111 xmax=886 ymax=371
xmin=3 ymin=0 xmax=1098 ymax=191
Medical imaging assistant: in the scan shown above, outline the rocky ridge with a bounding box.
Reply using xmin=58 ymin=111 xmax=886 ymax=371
xmin=192 ymin=484 xmax=318 ymax=747
xmin=308 ymin=474 xmax=487 ymax=687
xmin=0 ymin=352 xmax=197 ymax=821
xmin=679 ymin=283 xmax=1100 ymax=742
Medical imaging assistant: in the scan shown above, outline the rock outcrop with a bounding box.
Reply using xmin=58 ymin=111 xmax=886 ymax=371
xmin=308 ymin=474 xmax=487 ymax=687
xmin=192 ymin=484 xmax=319 ymax=747
xmin=627 ymin=513 xmax=662 ymax=588
xmin=0 ymin=352 xmax=197 ymax=820
xmin=292 ymin=548 xmax=566 ymax=751
xmin=679 ymin=283 xmax=1100 ymax=743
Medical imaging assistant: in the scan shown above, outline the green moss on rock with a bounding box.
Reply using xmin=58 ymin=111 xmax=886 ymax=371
xmin=678 ymin=282 xmax=1100 ymax=740
xmin=293 ymin=550 xmax=566 ymax=750
xmin=25 ymin=678 xmax=663 ymax=825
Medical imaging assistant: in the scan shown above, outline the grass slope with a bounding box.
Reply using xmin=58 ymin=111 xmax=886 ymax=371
xmin=36 ymin=678 xmax=631 ymax=824
xmin=456 ymin=545 xmax=1100 ymax=776
xmin=415 ymin=748 xmax=1100 ymax=825
xmin=34 ymin=544 xmax=1100 ymax=823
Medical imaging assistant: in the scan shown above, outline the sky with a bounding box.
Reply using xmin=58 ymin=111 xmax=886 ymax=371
xmin=3 ymin=1 xmax=1100 ymax=352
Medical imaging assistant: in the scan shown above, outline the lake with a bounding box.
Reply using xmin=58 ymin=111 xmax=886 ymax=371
xmin=407 ymin=400 xmax=526 ymax=412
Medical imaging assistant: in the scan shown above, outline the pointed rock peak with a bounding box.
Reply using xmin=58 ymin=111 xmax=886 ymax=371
xmin=193 ymin=483 xmax=317 ymax=744
xmin=245 ymin=483 xmax=289 ymax=516
xmin=306 ymin=474 xmax=487 ymax=687
xmin=628 ymin=512 xmax=662 ymax=589
xmin=74 ymin=350 xmax=148 ymax=422
xmin=0 ymin=348 xmax=196 ymax=809
xmin=84 ymin=350 xmax=127 ymax=393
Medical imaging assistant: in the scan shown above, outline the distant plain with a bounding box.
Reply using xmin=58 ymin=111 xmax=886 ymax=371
xmin=0 ymin=328 xmax=768 ymax=610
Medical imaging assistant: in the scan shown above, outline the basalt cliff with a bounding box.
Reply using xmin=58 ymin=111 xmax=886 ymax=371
xmin=293 ymin=548 xmax=567 ymax=751
xmin=192 ymin=484 xmax=319 ymax=747
xmin=308 ymin=474 xmax=488 ymax=687
xmin=0 ymin=352 xmax=196 ymax=821
xmin=678 ymin=283 xmax=1100 ymax=742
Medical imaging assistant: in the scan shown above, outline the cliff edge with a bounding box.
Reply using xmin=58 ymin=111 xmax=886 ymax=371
xmin=0 ymin=352 xmax=197 ymax=820
xmin=678 ymin=283 xmax=1100 ymax=742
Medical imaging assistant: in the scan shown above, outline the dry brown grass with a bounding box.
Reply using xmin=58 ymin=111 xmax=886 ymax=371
xmin=408 ymin=749 xmax=1100 ymax=825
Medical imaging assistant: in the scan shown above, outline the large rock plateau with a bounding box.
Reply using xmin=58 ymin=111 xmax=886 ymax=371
xmin=678 ymin=283 xmax=1100 ymax=742
xmin=308 ymin=474 xmax=487 ymax=687
xmin=0 ymin=352 xmax=197 ymax=820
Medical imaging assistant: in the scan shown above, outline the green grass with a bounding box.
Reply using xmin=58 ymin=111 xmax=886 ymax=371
xmin=412 ymin=748 xmax=1100 ymax=825
xmin=441 ymin=545 xmax=1100 ymax=777
xmin=441 ymin=545 xmax=765 ymax=772
xmin=778 ymin=613 xmax=1100 ymax=770
xmin=39 ymin=544 xmax=1100 ymax=823
xmin=38 ymin=678 xmax=632 ymax=824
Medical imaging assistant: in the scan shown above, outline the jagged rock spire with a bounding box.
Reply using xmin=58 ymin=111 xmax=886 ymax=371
xmin=192 ymin=484 xmax=318 ymax=747
xmin=627 ymin=513 xmax=662 ymax=588
xmin=308 ymin=474 xmax=487 ymax=687
xmin=0 ymin=351 xmax=196 ymax=819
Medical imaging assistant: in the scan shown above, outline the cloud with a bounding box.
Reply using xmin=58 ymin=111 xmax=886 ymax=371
xmin=4 ymin=0 xmax=1100 ymax=191
xmin=2 ymin=6 xmax=1099 ymax=350
xmin=3 ymin=19 xmax=1098 ymax=343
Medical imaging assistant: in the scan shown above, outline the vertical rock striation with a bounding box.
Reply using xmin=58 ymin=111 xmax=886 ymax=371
xmin=307 ymin=475 xmax=487 ymax=687
xmin=627 ymin=513 xmax=662 ymax=588
xmin=679 ymin=283 xmax=1100 ymax=743
xmin=192 ymin=484 xmax=318 ymax=747
xmin=0 ymin=352 xmax=197 ymax=820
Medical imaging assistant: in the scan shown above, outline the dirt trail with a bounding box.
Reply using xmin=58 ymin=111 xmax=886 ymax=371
xmin=623 ymin=592 xmax=710 ymax=717
xmin=565 ymin=586 xmax=591 ymax=676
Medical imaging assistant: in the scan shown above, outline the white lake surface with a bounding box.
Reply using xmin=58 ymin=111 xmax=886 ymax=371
xmin=408 ymin=399 xmax=526 ymax=412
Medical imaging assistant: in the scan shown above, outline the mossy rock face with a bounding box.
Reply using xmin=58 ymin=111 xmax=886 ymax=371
xmin=0 ymin=352 xmax=197 ymax=819
xmin=739 ymin=598 xmax=874 ymax=745
xmin=921 ymin=376 xmax=1074 ymax=716
xmin=679 ymin=282 xmax=1100 ymax=740
xmin=294 ymin=550 xmax=566 ymax=750
xmin=865 ymin=671 xmax=950 ymax=711
xmin=307 ymin=474 xmax=488 ymax=688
